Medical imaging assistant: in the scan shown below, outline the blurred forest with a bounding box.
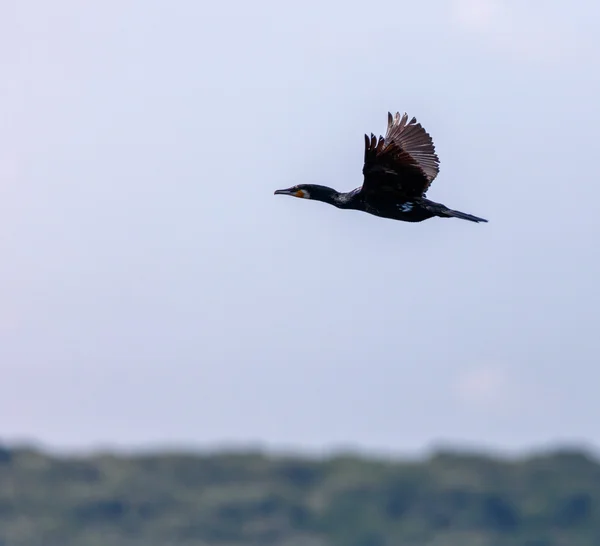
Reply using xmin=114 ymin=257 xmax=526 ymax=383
xmin=1 ymin=444 xmax=599 ymax=546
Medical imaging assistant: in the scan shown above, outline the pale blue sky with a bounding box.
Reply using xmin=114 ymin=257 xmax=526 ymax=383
xmin=1 ymin=0 xmax=599 ymax=456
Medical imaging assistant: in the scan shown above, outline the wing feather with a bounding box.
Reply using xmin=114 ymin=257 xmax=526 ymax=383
xmin=362 ymin=112 xmax=440 ymax=197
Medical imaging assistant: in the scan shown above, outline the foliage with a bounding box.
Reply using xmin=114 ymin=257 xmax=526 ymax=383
xmin=1 ymin=443 xmax=600 ymax=545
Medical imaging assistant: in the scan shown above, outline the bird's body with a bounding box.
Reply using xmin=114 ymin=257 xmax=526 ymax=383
xmin=275 ymin=112 xmax=487 ymax=224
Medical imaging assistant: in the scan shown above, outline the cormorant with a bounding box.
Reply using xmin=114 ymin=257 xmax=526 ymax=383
xmin=274 ymin=112 xmax=488 ymax=224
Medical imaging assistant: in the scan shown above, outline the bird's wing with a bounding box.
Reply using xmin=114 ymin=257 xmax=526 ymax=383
xmin=361 ymin=112 xmax=440 ymax=198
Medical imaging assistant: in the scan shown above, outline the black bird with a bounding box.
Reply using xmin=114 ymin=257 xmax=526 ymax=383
xmin=274 ymin=112 xmax=487 ymax=223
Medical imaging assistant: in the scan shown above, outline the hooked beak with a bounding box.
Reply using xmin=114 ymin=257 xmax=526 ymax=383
xmin=274 ymin=188 xmax=306 ymax=198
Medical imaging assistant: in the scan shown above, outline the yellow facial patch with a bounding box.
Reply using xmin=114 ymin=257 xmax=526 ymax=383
xmin=295 ymin=190 xmax=305 ymax=198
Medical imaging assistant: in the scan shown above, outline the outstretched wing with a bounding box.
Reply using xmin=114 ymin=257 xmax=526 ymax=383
xmin=361 ymin=112 xmax=440 ymax=198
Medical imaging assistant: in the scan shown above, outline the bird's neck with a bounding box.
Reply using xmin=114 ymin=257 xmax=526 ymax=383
xmin=314 ymin=187 xmax=343 ymax=206
xmin=310 ymin=186 xmax=356 ymax=209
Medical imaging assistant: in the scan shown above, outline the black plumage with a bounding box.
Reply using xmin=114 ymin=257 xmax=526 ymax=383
xmin=274 ymin=112 xmax=488 ymax=224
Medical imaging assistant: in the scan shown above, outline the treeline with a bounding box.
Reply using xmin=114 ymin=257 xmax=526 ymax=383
xmin=0 ymin=444 xmax=599 ymax=545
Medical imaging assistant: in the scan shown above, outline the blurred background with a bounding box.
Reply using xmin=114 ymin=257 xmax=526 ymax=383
xmin=1 ymin=0 xmax=599 ymax=544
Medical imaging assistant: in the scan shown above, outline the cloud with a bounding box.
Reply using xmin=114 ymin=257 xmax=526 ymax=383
xmin=453 ymin=365 xmax=509 ymax=409
xmin=449 ymin=0 xmax=585 ymax=64
xmin=452 ymin=0 xmax=501 ymax=31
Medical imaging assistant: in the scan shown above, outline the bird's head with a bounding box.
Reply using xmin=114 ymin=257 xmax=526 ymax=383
xmin=274 ymin=184 xmax=339 ymax=204
xmin=273 ymin=184 xmax=314 ymax=199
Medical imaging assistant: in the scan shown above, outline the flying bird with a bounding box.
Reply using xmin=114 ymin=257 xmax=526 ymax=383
xmin=274 ymin=112 xmax=487 ymax=224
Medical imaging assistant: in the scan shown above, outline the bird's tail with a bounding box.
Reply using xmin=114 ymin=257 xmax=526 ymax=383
xmin=441 ymin=207 xmax=488 ymax=223
xmin=422 ymin=200 xmax=488 ymax=223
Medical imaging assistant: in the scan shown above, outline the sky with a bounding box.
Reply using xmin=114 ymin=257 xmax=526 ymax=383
xmin=1 ymin=0 xmax=599 ymax=457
